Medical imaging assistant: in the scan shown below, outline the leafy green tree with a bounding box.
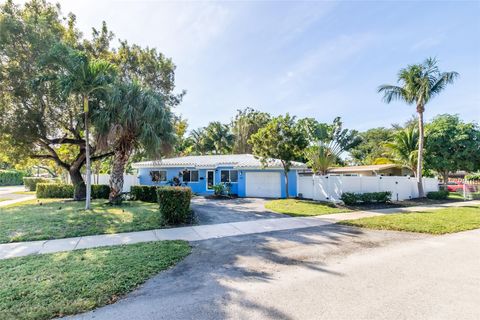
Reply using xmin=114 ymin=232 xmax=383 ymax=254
xmin=349 ymin=127 xmax=395 ymax=165
xmin=50 ymin=43 xmax=116 ymax=209
xmin=249 ymin=114 xmax=307 ymax=197
xmin=378 ymin=57 xmax=458 ymax=197
xmin=231 ymin=108 xmax=271 ymax=153
xmin=0 ymin=0 xmax=112 ymax=200
xmin=300 ymin=117 xmax=361 ymax=174
xmin=424 ymin=114 xmax=480 ymax=183
xmin=96 ymin=81 xmax=175 ymax=203
xmin=385 ymin=126 xmax=419 ymax=176
xmin=203 ymin=122 xmax=234 ymax=154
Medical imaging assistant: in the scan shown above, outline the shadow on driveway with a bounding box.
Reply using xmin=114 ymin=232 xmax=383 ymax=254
xmin=192 ymin=197 xmax=285 ymax=225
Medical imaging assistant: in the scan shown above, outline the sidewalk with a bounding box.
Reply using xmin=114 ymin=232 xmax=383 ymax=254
xmin=0 ymin=200 xmax=478 ymax=260
xmin=0 ymin=195 xmax=36 ymax=207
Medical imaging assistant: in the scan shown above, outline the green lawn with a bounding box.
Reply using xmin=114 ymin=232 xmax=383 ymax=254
xmin=265 ymin=199 xmax=351 ymax=217
xmin=0 ymin=199 xmax=161 ymax=243
xmin=0 ymin=241 xmax=190 ymax=320
xmin=340 ymin=205 xmax=480 ymax=234
xmin=12 ymin=191 xmax=36 ymax=195
xmin=0 ymin=198 xmax=11 ymax=202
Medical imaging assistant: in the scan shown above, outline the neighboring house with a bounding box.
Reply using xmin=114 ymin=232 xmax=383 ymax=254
xmin=132 ymin=154 xmax=307 ymax=198
xmin=328 ymin=164 xmax=413 ymax=177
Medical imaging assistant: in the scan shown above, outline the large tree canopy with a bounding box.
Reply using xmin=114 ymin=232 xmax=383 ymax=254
xmin=424 ymin=114 xmax=480 ymax=182
xmin=231 ymin=107 xmax=271 ymax=154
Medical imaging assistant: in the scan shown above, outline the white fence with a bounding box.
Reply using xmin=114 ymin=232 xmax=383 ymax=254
xmin=297 ymin=175 xmax=439 ymax=202
xmin=67 ymin=174 xmax=139 ymax=193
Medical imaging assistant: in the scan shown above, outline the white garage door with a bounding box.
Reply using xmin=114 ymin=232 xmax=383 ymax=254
xmin=245 ymin=172 xmax=281 ymax=198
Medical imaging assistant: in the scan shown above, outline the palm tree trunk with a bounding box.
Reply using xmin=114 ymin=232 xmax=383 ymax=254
xmin=109 ymin=148 xmax=130 ymax=204
xmin=84 ymin=97 xmax=92 ymax=209
xmin=417 ymin=109 xmax=425 ymax=198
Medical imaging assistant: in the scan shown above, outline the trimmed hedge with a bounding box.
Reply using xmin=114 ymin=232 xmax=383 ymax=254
xmin=0 ymin=170 xmax=25 ymax=186
xmin=92 ymin=184 xmax=110 ymax=199
xmin=341 ymin=191 xmax=392 ymax=205
xmin=37 ymin=183 xmax=74 ymax=198
xmin=23 ymin=177 xmax=60 ymax=191
xmin=37 ymin=183 xmax=110 ymax=199
xmin=157 ymin=187 xmax=192 ymax=224
xmin=131 ymin=185 xmax=158 ymax=203
xmin=426 ymin=190 xmax=449 ymax=200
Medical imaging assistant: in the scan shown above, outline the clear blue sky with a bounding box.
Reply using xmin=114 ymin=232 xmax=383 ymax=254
xmin=38 ymin=0 xmax=480 ymax=131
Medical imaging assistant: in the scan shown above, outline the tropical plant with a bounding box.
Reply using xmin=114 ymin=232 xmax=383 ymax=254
xmin=378 ymin=58 xmax=458 ymax=197
xmin=349 ymin=127 xmax=395 ymax=165
xmin=231 ymin=108 xmax=271 ymax=153
xmin=300 ymin=117 xmax=361 ymax=175
xmin=249 ymin=114 xmax=307 ymax=197
xmin=50 ymin=43 xmax=116 ymax=208
xmin=202 ymin=122 xmax=234 ymax=154
xmin=95 ymin=81 xmax=175 ymax=204
xmin=385 ymin=125 xmax=419 ymax=176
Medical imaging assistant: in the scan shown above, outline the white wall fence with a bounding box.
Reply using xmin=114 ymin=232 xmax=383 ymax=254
xmin=67 ymin=174 xmax=138 ymax=193
xmin=297 ymin=175 xmax=439 ymax=202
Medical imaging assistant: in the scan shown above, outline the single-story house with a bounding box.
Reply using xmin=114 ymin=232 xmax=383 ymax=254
xmin=132 ymin=154 xmax=307 ymax=198
xmin=327 ymin=164 xmax=413 ymax=177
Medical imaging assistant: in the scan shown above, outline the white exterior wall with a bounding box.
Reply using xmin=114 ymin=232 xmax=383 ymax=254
xmin=298 ymin=175 xmax=439 ymax=202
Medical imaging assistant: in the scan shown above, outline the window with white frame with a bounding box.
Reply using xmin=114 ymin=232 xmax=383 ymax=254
xmin=220 ymin=170 xmax=238 ymax=183
xmin=182 ymin=170 xmax=199 ymax=182
xmin=150 ymin=170 xmax=167 ymax=182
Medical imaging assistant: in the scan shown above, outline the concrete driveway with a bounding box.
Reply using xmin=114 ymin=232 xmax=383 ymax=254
xmin=69 ymin=225 xmax=480 ymax=320
xmin=191 ymin=197 xmax=285 ymax=225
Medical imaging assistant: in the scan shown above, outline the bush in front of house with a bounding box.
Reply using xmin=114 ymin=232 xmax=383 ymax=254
xmin=37 ymin=183 xmax=74 ymax=198
xmin=157 ymin=186 xmax=192 ymax=224
xmin=0 ymin=169 xmax=26 ymax=186
xmin=91 ymin=184 xmax=110 ymax=199
xmin=130 ymin=185 xmax=158 ymax=203
xmin=426 ymin=190 xmax=449 ymax=200
xmin=341 ymin=191 xmax=392 ymax=205
xmin=37 ymin=183 xmax=110 ymax=199
xmin=23 ymin=177 xmax=61 ymax=191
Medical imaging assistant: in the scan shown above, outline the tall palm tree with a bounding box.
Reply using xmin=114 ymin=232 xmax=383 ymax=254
xmin=385 ymin=126 xmax=419 ymax=176
xmin=52 ymin=44 xmax=116 ymax=208
xmin=378 ymin=58 xmax=458 ymax=197
xmin=95 ymin=81 xmax=175 ymax=203
xmin=203 ymin=122 xmax=234 ymax=154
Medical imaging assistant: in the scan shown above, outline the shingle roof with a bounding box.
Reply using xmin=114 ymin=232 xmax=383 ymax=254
xmin=328 ymin=164 xmax=402 ymax=173
xmin=132 ymin=154 xmax=307 ymax=169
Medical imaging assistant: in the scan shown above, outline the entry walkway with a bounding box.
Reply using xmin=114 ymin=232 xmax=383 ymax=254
xmin=0 ymin=200 xmax=478 ymax=260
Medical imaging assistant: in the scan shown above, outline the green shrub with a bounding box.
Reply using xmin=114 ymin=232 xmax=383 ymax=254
xmin=0 ymin=170 xmax=26 ymax=186
xmin=23 ymin=177 xmax=60 ymax=191
xmin=131 ymin=185 xmax=158 ymax=203
xmin=157 ymin=186 xmax=192 ymax=225
xmin=212 ymin=184 xmax=225 ymax=196
xmin=92 ymin=184 xmax=110 ymax=199
xmin=465 ymin=172 xmax=480 ymax=181
xmin=426 ymin=190 xmax=449 ymax=200
xmin=37 ymin=183 xmax=74 ymax=198
xmin=340 ymin=192 xmax=357 ymax=205
xmin=341 ymin=191 xmax=392 ymax=205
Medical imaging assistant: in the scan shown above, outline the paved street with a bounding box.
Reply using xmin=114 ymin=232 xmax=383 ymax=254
xmin=69 ymin=226 xmax=480 ymax=320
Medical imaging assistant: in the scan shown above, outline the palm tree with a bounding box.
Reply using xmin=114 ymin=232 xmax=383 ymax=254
xmin=385 ymin=126 xmax=419 ymax=176
xmin=53 ymin=44 xmax=116 ymax=208
xmin=378 ymin=58 xmax=458 ymax=197
xmin=95 ymin=81 xmax=175 ymax=204
xmin=203 ymin=122 xmax=234 ymax=154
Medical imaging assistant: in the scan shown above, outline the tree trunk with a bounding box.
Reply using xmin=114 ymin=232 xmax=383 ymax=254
xmin=417 ymin=109 xmax=425 ymax=198
xmin=84 ymin=98 xmax=92 ymax=210
xmin=70 ymin=167 xmax=86 ymax=200
xmin=109 ymin=148 xmax=130 ymax=204
xmin=284 ymin=169 xmax=290 ymax=198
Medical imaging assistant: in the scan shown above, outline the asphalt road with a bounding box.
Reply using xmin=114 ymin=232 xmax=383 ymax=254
xmin=70 ymin=224 xmax=480 ymax=320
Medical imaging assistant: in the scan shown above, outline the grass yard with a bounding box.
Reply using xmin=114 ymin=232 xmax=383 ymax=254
xmin=265 ymin=199 xmax=351 ymax=217
xmin=0 ymin=198 xmax=11 ymax=202
xmin=340 ymin=205 xmax=480 ymax=234
xmin=0 ymin=241 xmax=190 ymax=320
xmin=12 ymin=191 xmax=36 ymax=195
xmin=0 ymin=199 xmax=161 ymax=243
